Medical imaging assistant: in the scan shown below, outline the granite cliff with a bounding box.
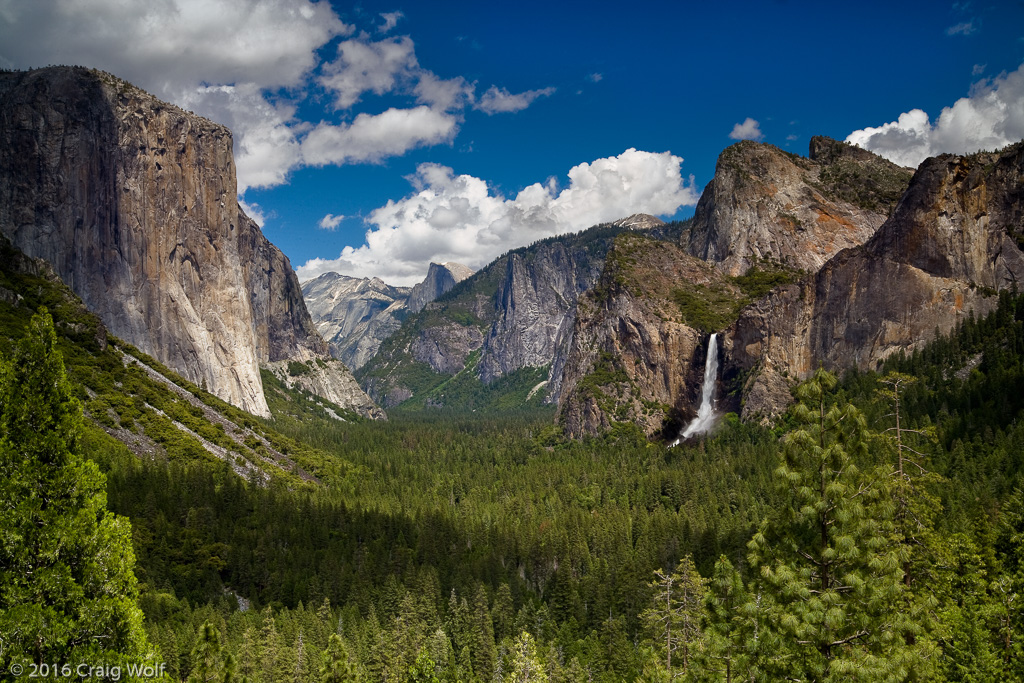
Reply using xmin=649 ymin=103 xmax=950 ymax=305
xmin=407 ymin=262 xmax=474 ymax=314
xmin=556 ymin=233 xmax=715 ymax=437
xmin=301 ymin=273 xmax=412 ymax=370
xmin=557 ymin=138 xmax=1024 ymax=438
xmin=728 ymin=142 xmax=1024 ymax=421
xmin=687 ymin=137 xmax=912 ymax=275
xmin=0 ymin=66 xmax=380 ymax=419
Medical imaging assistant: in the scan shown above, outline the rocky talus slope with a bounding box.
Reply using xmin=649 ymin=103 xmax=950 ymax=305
xmin=0 ymin=66 xmax=380 ymax=419
xmin=687 ymin=137 xmax=912 ymax=275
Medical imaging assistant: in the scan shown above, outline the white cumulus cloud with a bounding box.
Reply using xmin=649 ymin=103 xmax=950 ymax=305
xmin=0 ymin=0 xmax=349 ymax=91
xmin=296 ymin=149 xmax=700 ymax=285
xmin=0 ymin=0 xmax=348 ymax=194
xmin=729 ymin=118 xmax=764 ymax=141
xmin=319 ymin=214 xmax=345 ymax=230
xmin=378 ymin=11 xmax=404 ymax=34
xmin=319 ymin=36 xmax=419 ymax=109
xmin=301 ymin=106 xmax=458 ymax=166
xmin=846 ymin=63 xmax=1024 ymax=168
xmin=475 ymin=86 xmax=556 ymax=114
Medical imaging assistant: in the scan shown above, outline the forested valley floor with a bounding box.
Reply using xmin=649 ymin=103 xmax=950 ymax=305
xmin=3 ymin=251 xmax=1024 ymax=681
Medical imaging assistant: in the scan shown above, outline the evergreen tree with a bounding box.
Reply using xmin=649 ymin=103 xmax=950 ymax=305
xmin=408 ymin=646 xmax=440 ymax=683
xmin=641 ymin=555 xmax=706 ymax=677
xmin=469 ymin=584 xmax=496 ymax=680
xmin=508 ymin=631 xmax=549 ymax=683
xmin=189 ymin=621 xmax=227 ymax=683
xmin=995 ymin=489 xmax=1024 ymax=676
xmin=748 ymin=369 xmax=925 ymax=681
xmin=0 ymin=311 xmax=150 ymax=666
xmin=696 ymin=556 xmax=765 ymax=683
xmin=320 ymin=634 xmax=360 ymax=683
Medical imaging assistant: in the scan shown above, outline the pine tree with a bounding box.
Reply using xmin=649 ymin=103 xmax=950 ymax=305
xmin=696 ymin=556 xmax=766 ymax=683
xmin=189 ymin=621 xmax=227 ymax=683
xmin=641 ymin=555 xmax=707 ymax=677
xmin=748 ymin=369 xmax=926 ymax=681
xmin=259 ymin=608 xmax=281 ymax=683
xmin=0 ymin=310 xmax=150 ymax=666
xmin=469 ymin=584 xmax=496 ymax=680
xmin=320 ymin=634 xmax=360 ymax=683
xmin=508 ymin=632 xmax=549 ymax=683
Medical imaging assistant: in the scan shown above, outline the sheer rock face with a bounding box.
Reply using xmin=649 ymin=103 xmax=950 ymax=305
xmin=237 ymin=212 xmax=330 ymax=364
xmin=407 ymin=262 xmax=473 ymax=314
xmin=477 ymin=242 xmax=605 ymax=388
xmin=0 ymin=67 xmax=377 ymax=418
xmin=557 ymin=235 xmax=711 ymax=438
xmin=728 ymin=143 xmax=1024 ymax=422
xmin=301 ymin=273 xmax=412 ymax=370
xmin=687 ymin=138 xmax=912 ymax=276
xmin=411 ymin=324 xmax=485 ymax=374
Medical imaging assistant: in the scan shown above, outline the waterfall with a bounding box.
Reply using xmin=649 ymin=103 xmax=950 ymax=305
xmin=671 ymin=333 xmax=719 ymax=445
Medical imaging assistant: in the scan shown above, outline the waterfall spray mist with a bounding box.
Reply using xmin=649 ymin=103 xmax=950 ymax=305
xmin=671 ymin=333 xmax=719 ymax=445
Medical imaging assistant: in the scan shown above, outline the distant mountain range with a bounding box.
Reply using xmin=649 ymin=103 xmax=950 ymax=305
xmin=301 ymin=261 xmax=473 ymax=371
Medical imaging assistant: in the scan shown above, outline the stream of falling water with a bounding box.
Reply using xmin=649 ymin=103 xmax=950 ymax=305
xmin=671 ymin=333 xmax=719 ymax=446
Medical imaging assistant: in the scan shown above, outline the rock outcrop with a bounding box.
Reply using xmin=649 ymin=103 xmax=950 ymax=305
xmin=407 ymin=262 xmax=474 ymax=313
xmin=687 ymin=137 xmax=912 ymax=275
xmin=264 ymin=358 xmax=386 ymax=420
xmin=557 ymin=233 xmax=716 ymax=438
xmin=0 ymin=66 xmax=379 ymax=419
xmin=611 ymin=213 xmax=666 ymax=231
xmin=727 ymin=142 xmax=1024 ymax=421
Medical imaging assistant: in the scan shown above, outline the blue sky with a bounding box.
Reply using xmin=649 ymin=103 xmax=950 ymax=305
xmin=2 ymin=0 xmax=1023 ymax=284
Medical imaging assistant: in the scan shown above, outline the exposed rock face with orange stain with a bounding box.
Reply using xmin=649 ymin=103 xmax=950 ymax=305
xmin=728 ymin=142 xmax=1024 ymax=421
xmin=687 ymin=137 xmax=913 ymax=275
xmin=0 ymin=66 xmax=382 ymax=419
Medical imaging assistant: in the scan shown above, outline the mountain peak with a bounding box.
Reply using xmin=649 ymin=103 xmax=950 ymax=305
xmin=687 ymin=136 xmax=913 ymax=275
xmin=611 ymin=214 xmax=665 ymax=230
xmin=407 ymin=262 xmax=474 ymax=313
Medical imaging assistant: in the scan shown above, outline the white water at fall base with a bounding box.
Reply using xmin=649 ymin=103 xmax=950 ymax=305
xmin=671 ymin=333 xmax=719 ymax=446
